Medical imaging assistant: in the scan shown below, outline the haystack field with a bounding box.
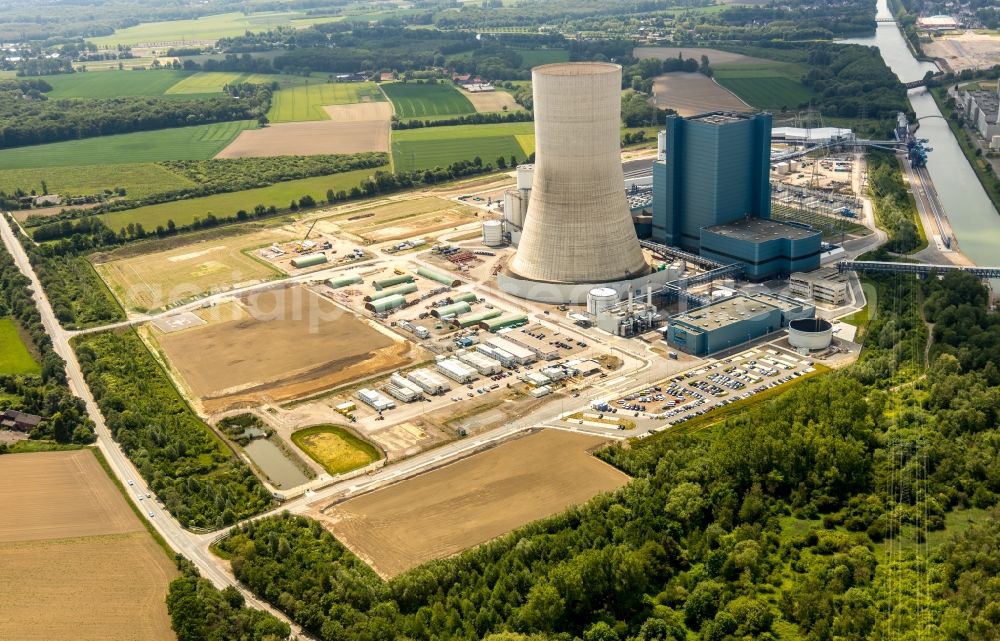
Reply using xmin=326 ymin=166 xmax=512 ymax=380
xmin=315 ymin=429 xmax=629 ymax=578
xmin=154 ymin=285 xmax=421 ymax=412
xmin=94 ymin=229 xmax=292 ymax=312
xmin=652 ymin=72 xmax=749 ymax=116
xmin=0 ymin=450 xmax=175 ymax=641
xmin=217 ymin=102 xmax=392 ymax=157
xmin=323 ymin=195 xmax=479 ymax=243
xmin=464 ymin=90 xmax=523 ymax=113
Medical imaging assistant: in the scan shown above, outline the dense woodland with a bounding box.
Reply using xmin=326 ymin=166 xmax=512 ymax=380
xmin=74 ymin=329 xmax=273 ymax=529
xmin=0 ymin=235 xmax=94 ymax=448
xmin=167 ymin=271 xmax=1000 ymax=641
xmin=867 ymin=152 xmax=923 ymax=254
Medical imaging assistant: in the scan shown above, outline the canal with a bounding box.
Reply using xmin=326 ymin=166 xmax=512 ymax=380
xmin=842 ymin=0 xmax=1000 ymax=268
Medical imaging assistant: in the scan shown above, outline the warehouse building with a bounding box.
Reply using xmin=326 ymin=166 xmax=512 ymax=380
xmin=457 ymin=351 xmax=503 ymax=376
xmin=357 ymin=388 xmax=395 ymax=411
xmin=406 ymin=369 xmax=451 ymax=395
xmin=436 ymin=358 xmax=479 ymax=384
xmin=483 ymin=336 xmax=536 ymax=365
xmin=699 ymin=217 xmax=821 ymax=280
xmin=384 ymin=384 xmax=422 ymax=403
xmin=665 ymin=293 xmax=815 ymax=356
xmin=503 ymin=331 xmax=560 ymax=361
xmin=388 ymin=373 xmax=425 ymax=400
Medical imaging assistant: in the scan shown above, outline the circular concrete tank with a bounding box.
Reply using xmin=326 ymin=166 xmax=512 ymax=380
xmin=587 ymin=287 xmax=619 ymax=315
xmin=788 ymin=318 xmax=833 ymax=350
xmin=482 ymin=220 xmax=504 ymax=247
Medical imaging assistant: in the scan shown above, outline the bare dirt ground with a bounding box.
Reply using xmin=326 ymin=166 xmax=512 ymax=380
xmin=924 ymin=32 xmax=1000 ymax=73
xmin=154 ymin=285 xmax=423 ymax=412
xmin=94 ymin=228 xmax=293 ymax=312
xmin=652 ymin=72 xmax=750 ymax=116
xmin=11 ymin=205 xmax=72 ymax=223
xmin=314 ymin=429 xmax=629 ymax=578
xmin=320 ymin=195 xmax=480 ymax=243
xmin=217 ymin=103 xmax=392 ymax=157
xmin=0 ymin=450 xmax=175 ymax=641
xmin=634 ymin=47 xmax=768 ymax=65
xmin=464 ymin=90 xmax=523 ymax=113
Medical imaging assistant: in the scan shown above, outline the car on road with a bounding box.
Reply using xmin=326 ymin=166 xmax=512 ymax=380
xmin=148 ymin=511 xmax=154 ymax=518
xmin=127 ymin=479 xmax=133 ymax=486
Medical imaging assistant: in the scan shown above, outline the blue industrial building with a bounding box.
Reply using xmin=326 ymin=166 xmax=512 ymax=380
xmin=665 ymin=293 xmax=815 ymax=356
xmin=651 ymin=111 xmax=821 ymax=279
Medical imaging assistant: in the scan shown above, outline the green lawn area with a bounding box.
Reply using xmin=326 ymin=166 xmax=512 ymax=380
xmin=0 ymin=318 xmax=40 ymax=375
xmin=514 ymin=48 xmax=570 ymax=67
xmin=291 ymin=425 xmax=381 ymax=475
xmin=95 ymin=168 xmax=375 ymax=232
xmin=89 ymin=11 xmax=344 ymax=48
xmin=714 ymin=62 xmax=816 ymax=111
xmin=0 ymin=164 xmax=196 ymax=201
xmin=0 ymin=120 xmax=256 ymax=169
xmin=391 ymin=122 xmax=534 ymax=171
xmin=36 ymin=69 xmax=193 ymax=98
xmin=382 ymin=82 xmax=476 ymax=119
xmin=268 ymin=81 xmax=385 ymax=122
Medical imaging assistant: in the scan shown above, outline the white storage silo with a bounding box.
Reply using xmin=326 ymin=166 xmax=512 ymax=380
xmin=587 ymin=287 xmax=619 ymax=315
xmin=482 ymin=220 xmax=504 ymax=247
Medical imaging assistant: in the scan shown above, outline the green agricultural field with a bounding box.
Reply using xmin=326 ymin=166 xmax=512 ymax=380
xmin=0 ymin=318 xmax=40 ymax=375
xmin=38 ymin=70 xmax=193 ymax=98
xmin=164 ymin=72 xmax=307 ymax=95
xmin=0 ymin=121 xmax=256 ymax=169
xmin=0 ymin=164 xmax=196 ymax=202
xmin=391 ymin=122 xmax=534 ymax=171
xmin=381 ymin=82 xmax=476 ymax=119
xmin=268 ymin=82 xmax=385 ymax=122
xmin=713 ymin=63 xmax=816 ymax=110
xmin=514 ymin=48 xmax=570 ymax=67
xmin=291 ymin=425 xmax=381 ymax=475
xmin=96 ymin=169 xmax=375 ymax=232
xmin=89 ymin=11 xmax=344 ymax=48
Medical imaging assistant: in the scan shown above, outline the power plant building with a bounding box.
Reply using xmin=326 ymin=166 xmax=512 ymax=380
xmin=651 ymin=112 xmax=820 ymax=279
xmin=500 ymin=63 xmax=650 ymax=302
xmin=665 ymin=293 xmax=815 ymax=356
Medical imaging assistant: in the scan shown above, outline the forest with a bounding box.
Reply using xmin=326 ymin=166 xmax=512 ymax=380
xmin=171 ymin=270 xmax=1000 ymax=641
xmin=74 ymin=329 xmax=273 ymax=529
xmin=867 ymin=152 xmax=923 ymax=253
xmin=0 ymin=234 xmax=94 ymax=448
xmin=0 ymin=81 xmax=270 ymax=149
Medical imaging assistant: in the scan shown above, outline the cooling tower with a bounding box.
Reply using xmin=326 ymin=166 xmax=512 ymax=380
xmin=508 ymin=63 xmax=648 ymax=284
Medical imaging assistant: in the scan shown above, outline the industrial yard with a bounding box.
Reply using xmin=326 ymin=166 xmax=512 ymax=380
xmin=313 ymin=429 xmax=629 ymax=578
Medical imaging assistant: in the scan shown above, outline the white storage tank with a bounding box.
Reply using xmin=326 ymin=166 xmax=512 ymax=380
xmin=587 ymin=287 xmax=619 ymax=315
xmin=482 ymin=220 xmax=504 ymax=247
xmin=516 ymin=164 xmax=534 ymax=190
xmin=788 ymin=318 xmax=833 ymax=351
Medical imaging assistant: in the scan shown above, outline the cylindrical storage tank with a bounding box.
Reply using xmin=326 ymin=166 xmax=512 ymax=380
xmin=450 ymin=292 xmax=478 ymax=304
xmin=788 ymin=318 xmax=833 ymax=350
xmin=431 ymin=301 xmax=472 ymax=319
xmin=364 ymin=282 xmax=418 ymax=301
xmin=373 ymin=274 xmax=414 ymax=290
xmin=291 ymin=253 xmax=327 ymax=269
xmin=453 ymin=309 xmax=502 ymax=328
xmin=479 ymin=314 xmax=529 ymax=332
xmin=587 ymin=287 xmax=619 ymax=315
xmin=326 ymin=274 xmax=363 ymax=289
xmin=516 ymin=164 xmax=534 ymax=190
xmin=417 ymin=266 xmax=462 ymax=287
xmin=365 ymin=294 xmax=406 ymax=313
xmin=508 ymin=63 xmax=648 ymax=285
xmin=482 ymin=220 xmax=504 ymax=247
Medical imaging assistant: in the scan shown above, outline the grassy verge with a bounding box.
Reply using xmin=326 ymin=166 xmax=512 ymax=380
xmin=291 ymin=425 xmax=382 ymax=475
xmin=89 ymin=447 xmax=174 ymax=558
xmin=930 ymin=87 xmax=1000 ymax=217
xmin=1 ymin=440 xmax=84 ymax=454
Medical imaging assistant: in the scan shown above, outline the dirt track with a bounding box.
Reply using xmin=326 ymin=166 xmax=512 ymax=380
xmin=217 ymin=103 xmax=392 ymax=157
xmin=316 ymin=429 xmax=629 ymax=578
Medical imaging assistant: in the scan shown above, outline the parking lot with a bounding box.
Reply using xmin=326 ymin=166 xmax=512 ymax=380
xmin=590 ymin=347 xmax=816 ymax=429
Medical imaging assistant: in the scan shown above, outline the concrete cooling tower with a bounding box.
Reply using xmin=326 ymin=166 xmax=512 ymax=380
xmin=507 ymin=63 xmax=648 ymax=288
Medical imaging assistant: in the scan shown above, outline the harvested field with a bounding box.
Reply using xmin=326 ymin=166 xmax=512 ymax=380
xmin=94 ymin=229 xmax=292 ymax=312
xmin=317 ymin=429 xmax=629 ymax=578
xmin=323 ymin=195 xmax=479 ymax=243
xmin=463 ymin=90 xmax=523 ymax=113
xmin=155 ymin=285 xmax=421 ymax=412
xmin=634 ymin=47 xmax=768 ymax=65
xmin=217 ymin=103 xmax=392 ymax=157
xmin=651 ymin=72 xmax=749 ymax=116
xmin=0 ymin=450 xmax=175 ymax=641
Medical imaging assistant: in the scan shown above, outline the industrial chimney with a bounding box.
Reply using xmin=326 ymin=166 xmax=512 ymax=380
xmin=507 ymin=63 xmax=648 ymax=285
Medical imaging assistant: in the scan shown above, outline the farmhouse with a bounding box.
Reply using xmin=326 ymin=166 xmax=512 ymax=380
xmin=1 ymin=410 xmax=42 ymax=432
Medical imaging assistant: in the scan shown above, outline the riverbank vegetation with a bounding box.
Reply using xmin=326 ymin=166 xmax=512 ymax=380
xmin=867 ymin=151 xmax=926 ymax=253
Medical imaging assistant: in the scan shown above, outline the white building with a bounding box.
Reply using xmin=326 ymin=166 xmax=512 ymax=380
xmin=484 ymin=336 xmax=536 ymax=364
xmin=457 ymin=351 xmax=502 ymax=375
xmin=358 ymin=388 xmax=395 ymax=411
xmin=436 ymin=359 xmax=478 ymax=384
xmin=789 ymin=269 xmax=849 ymax=306
xmin=406 ymin=368 xmax=451 ymax=395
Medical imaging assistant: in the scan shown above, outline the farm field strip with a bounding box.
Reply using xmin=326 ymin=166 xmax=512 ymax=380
xmin=0 ymin=318 xmax=40 ymax=375
xmin=651 ymin=72 xmax=749 ymax=116
xmin=0 ymin=163 xmax=196 ymax=205
xmin=0 ymin=120 xmax=256 ymax=169
xmin=381 ymin=82 xmax=476 ymax=119
xmin=392 ymin=136 xmax=529 ymax=172
xmin=268 ymin=82 xmax=384 ymax=122
xmin=712 ymin=62 xmax=817 ymax=110
xmin=165 ymin=71 xmax=313 ymax=95
xmin=318 ymin=429 xmax=629 ymax=578
xmin=95 ymin=168 xmax=374 ymax=232
xmin=38 ymin=69 xmax=193 ymax=98
xmin=89 ymin=11 xmax=344 ymax=47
